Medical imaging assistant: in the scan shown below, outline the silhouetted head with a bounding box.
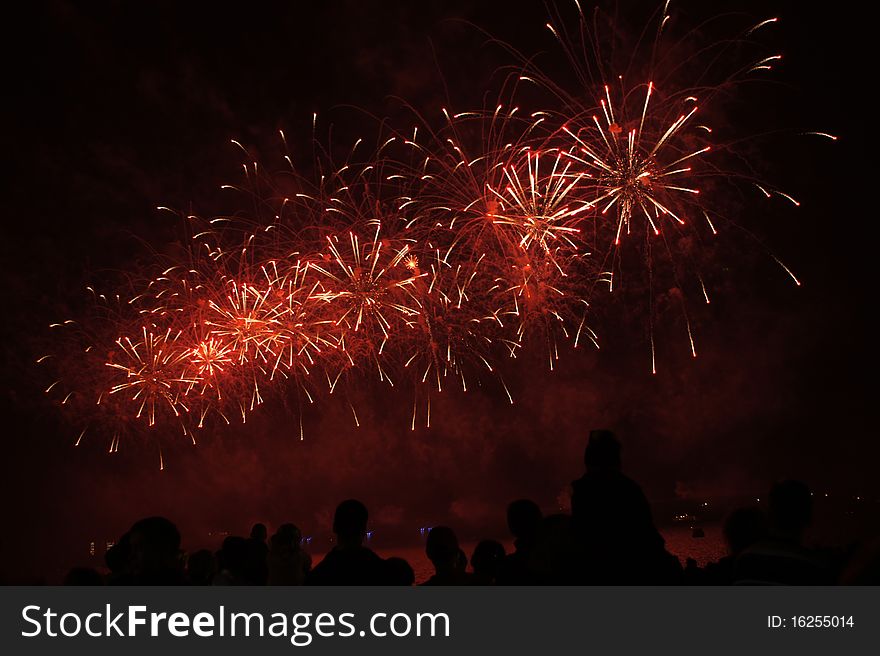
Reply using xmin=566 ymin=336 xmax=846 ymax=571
xmin=471 ymin=539 xmax=506 ymax=580
xmin=507 ymin=499 xmax=543 ymax=543
xmin=273 ymin=523 xmax=303 ymax=549
xmin=105 ymin=532 xmax=130 ymax=574
xmin=219 ymin=536 xmax=249 ymax=573
xmin=187 ymin=549 xmax=217 ymax=585
xmin=128 ymin=517 xmax=181 ymax=580
xmin=426 ymin=526 xmax=460 ymax=571
xmin=769 ymin=480 xmax=813 ymax=540
xmin=250 ymin=523 xmax=268 ymax=542
xmin=584 ymin=430 xmax=621 ymax=470
xmin=723 ymin=506 xmax=768 ymax=554
xmin=385 ymin=557 xmax=415 ymax=585
xmin=333 ymin=499 xmax=369 ymax=547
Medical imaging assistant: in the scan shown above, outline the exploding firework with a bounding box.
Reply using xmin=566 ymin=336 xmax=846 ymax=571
xmin=562 ymin=83 xmax=707 ymax=247
xmin=514 ymin=0 xmax=824 ymax=367
xmin=106 ymin=326 xmax=193 ymax=428
xmin=487 ymin=149 xmax=589 ymax=257
xmin=39 ymin=1 xmax=833 ymax=456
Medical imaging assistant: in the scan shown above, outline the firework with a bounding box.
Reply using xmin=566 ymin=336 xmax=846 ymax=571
xmin=310 ymin=223 xmax=424 ymax=385
xmin=488 ymin=149 xmax=589 ymax=257
xmin=561 ymin=83 xmax=707 ymax=246
xmin=106 ymin=326 xmax=194 ymax=428
xmin=39 ymin=1 xmax=831 ymax=453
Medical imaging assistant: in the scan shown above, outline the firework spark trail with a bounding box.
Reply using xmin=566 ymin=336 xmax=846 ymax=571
xmin=525 ymin=2 xmax=828 ymax=368
xmin=39 ymin=2 xmax=832 ymax=453
xmin=488 ymin=149 xmax=590 ymax=263
xmin=386 ymin=102 xmax=604 ymax=363
xmin=561 ymin=83 xmax=708 ymax=246
xmin=106 ymin=326 xmax=194 ymax=428
xmin=399 ymin=249 xmax=499 ymax=392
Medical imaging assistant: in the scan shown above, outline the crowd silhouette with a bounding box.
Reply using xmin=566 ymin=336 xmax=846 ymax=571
xmin=65 ymin=431 xmax=877 ymax=586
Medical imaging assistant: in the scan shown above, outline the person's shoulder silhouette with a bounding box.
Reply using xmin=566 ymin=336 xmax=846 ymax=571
xmin=421 ymin=526 xmax=473 ymax=585
xmin=699 ymin=506 xmax=767 ymax=584
xmin=186 ymin=549 xmax=217 ymax=586
xmin=570 ymin=430 xmax=679 ymax=583
xmin=385 ymin=557 xmax=416 ymax=585
xmin=571 ymin=430 xmax=658 ymax=537
xmin=307 ymin=500 xmax=387 ymax=585
xmin=268 ymin=523 xmax=311 ymax=586
xmin=471 ymin=540 xmax=505 ymax=585
xmin=213 ymin=536 xmax=249 ymax=585
xmin=497 ymin=499 xmax=542 ymax=585
xmin=125 ymin=516 xmax=185 ymax=585
xmin=104 ymin=532 xmax=131 ymax=585
xmin=734 ymin=480 xmax=835 ymax=585
xmin=243 ymin=523 xmax=269 ymax=585
xmin=63 ymin=567 xmax=104 ymax=585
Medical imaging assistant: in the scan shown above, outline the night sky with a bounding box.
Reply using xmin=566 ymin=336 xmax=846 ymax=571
xmin=1 ymin=0 xmax=874 ymax=582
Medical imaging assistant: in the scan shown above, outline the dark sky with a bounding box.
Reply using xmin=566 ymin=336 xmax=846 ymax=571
xmin=0 ymin=0 xmax=875 ymax=581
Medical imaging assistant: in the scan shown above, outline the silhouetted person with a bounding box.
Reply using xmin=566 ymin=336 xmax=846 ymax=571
xmin=840 ymin=536 xmax=880 ymax=584
xmin=213 ymin=536 xmax=249 ymax=585
xmin=251 ymin=523 xmax=268 ymax=542
xmin=471 ymin=540 xmax=506 ymax=585
xmin=571 ymin=430 xmax=681 ymax=584
xmin=385 ymin=557 xmax=416 ymax=586
xmin=104 ymin=533 xmax=130 ymax=585
xmin=186 ymin=549 xmax=217 ymax=586
xmin=63 ymin=567 xmax=104 ymax=585
xmin=422 ymin=526 xmax=472 ymax=585
xmin=123 ymin=517 xmax=185 ymax=585
xmin=456 ymin=548 xmax=468 ymax=573
xmin=306 ymin=500 xmax=388 ymax=585
xmin=533 ymin=513 xmax=583 ymax=584
xmin=695 ymin=507 xmax=767 ymax=584
xmin=244 ymin=524 xmax=269 ymax=585
xmin=268 ymin=523 xmax=312 ymax=585
xmin=734 ymin=480 xmax=835 ymax=584
xmin=497 ymin=499 xmax=542 ymax=585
